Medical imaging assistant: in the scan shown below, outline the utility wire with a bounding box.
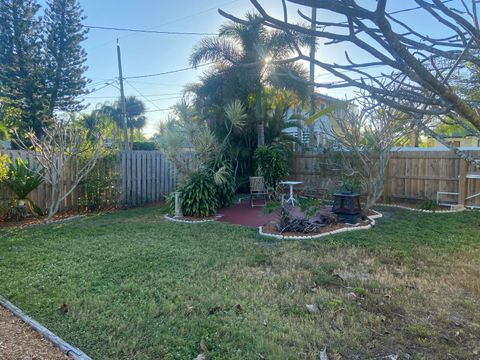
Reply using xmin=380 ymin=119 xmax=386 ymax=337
xmin=124 ymin=62 xmax=214 ymax=80
xmin=84 ymin=25 xmax=217 ymax=36
xmin=124 ymin=79 xmax=167 ymax=112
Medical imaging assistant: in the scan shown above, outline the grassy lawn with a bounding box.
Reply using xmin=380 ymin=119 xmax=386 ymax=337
xmin=1 ymin=207 xmax=479 ymax=359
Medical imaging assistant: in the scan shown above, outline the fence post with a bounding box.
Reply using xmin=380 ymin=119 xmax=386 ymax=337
xmin=458 ymin=159 xmax=468 ymax=206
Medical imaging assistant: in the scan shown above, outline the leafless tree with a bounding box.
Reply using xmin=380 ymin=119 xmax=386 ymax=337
xmin=321 ymin=97 xmax=408 ymax=208
xmin=15 ymin=121 xmax=104 ymax=221
xmin=220 ymin=0 xmax=480 ymax=164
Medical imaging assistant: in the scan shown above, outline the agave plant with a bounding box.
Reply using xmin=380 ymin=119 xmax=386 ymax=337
xmin=4 ymin=158 xmax=44 ymax=216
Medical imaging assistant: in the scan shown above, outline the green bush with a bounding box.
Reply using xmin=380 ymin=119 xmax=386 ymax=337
xmin=417 ymin=198 xmax=437 ymax=211
xmin=132 ymin=141 xmax=158 ymax=151
xmin=210 ymin=160 xmax=235 ymax=207
xmin=4 ymin=158 xmax=44 ymax=216
xmin=78 ymin=161 xmax=121 ymax=211
xmin=254 ymin=145 xmax=289 ymax=188
xmin=179 ymin=170 xmax=218 ymax=217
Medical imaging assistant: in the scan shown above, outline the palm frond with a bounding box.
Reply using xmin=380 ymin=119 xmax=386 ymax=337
xmin=225 ymin=99 xmax=247 ymax=129
xmin=190 ymin=37 xmax=242 ymax=68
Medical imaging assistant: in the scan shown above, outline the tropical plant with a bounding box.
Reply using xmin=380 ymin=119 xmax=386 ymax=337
xmin=0 ymin=154 xmax=8 ymax=181
xmin=188 ymin=13 xmax=309 ymax=179
xmin=4 ymin=158 xmax=44 ymax=216
xmin=262 ymin=89 xmax=302 ymax=152
xmin=100 ymin=96 xmax=147 ymax=149
xmin=178 ymin=170 xmax=218 ymax=217
xmin=210 ymin=158 xmax=236 ymax=207
xmin=254 ymin=145 xmax=289 ymax=190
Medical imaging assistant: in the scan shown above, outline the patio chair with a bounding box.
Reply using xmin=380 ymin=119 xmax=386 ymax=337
xmin=249 ymin=176 xmax=267 ymax=208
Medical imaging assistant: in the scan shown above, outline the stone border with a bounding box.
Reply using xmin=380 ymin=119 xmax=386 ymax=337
xmin=258 ymin=210 xmax=382 ymax=240
xmin=163 ymin=214 xmax=223 ymax=224
xmin=0 ymin=296 xmax=92 ymax=360
xmin=375 ymin=203 xmax=467 ymax=213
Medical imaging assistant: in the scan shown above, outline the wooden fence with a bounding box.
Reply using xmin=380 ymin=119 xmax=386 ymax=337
xmin=120 ymin=151 xmax=178 ymax=206
xmin=0 ymin=150 xmax=178 ymax=212
xmin=289 ymin=150 xmax=480 ymax=207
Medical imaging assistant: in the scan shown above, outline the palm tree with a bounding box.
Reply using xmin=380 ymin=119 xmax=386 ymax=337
xmin=189 ymin=13 xmax=309 ymax=147
xmin=99 ymin=96 xmax=147 ymax=149
xmin=262 ymin=90 xmax=303 ymax=153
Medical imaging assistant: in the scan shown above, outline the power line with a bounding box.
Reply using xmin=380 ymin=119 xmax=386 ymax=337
xmin=84 ymin=25 xmax=217 ymax=36
xmin=124 ymin=79 xmax=166 ymax=112
xmin=124 ymin=62 xmax=214 ymax=80
xmin=83 ymin=92 xmax=183 ymax=99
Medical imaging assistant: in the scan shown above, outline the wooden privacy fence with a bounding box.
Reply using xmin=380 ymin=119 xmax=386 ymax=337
xmin=120 ymin=151 xmax=178 ymax=206
xmin=289 ymin=150 xmax=480 ymax=207
xmin=0 ymin=150 xmax=179 ymax=212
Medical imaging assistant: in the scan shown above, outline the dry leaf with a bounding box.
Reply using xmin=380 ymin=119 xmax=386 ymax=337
xmin=306 ymin=304 xmax=319 ymax=313
xmin=199 ymin=339 xmax=207 ymax=354
xmin=184 ymin=305 xmax=194 ymax=317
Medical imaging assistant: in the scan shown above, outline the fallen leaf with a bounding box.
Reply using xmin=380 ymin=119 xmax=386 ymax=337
xmin=184 ymin=305 xmax=194 ymax=317
xmin=199 ymin=339 xmax=207 ymax=353
xmin=234 ymin=303 xmax=243 ymax=313
xmin=306 ymin=304 xmax=319 ymax=313
xmin=345 ymin=292 xmax=357 ymax=300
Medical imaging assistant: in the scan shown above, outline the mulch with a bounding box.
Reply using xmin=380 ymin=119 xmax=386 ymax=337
xmin=0 ymin=306 xmax=68 ymax=360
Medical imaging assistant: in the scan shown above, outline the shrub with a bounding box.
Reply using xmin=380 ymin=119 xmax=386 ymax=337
xmin=0 ymin=154 xmax=8 ymax=181
xmin=78 ymin=159 xmax=121 ymax=211
xmin=4 ymin=158 xmax=44 ymax=217
xmin=133 ymin=141 xmax=158 ymax=151
xmin=179 ymin=170 xmax=218 ymax=217
xmin=254 ymin=145 xmax=288 ymax=189
xmin=210 ymin=159 xmax=235 ymax=207
xmin=417 ymin=198 xmax=437 ymax=211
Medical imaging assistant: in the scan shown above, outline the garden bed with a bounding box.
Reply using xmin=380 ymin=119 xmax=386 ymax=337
xmin=259 ymin=209 xmax=382 ymax=240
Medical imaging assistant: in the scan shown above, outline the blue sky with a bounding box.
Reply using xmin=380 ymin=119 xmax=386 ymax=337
xmin=64 ymin=0 xmax=456 ymax=137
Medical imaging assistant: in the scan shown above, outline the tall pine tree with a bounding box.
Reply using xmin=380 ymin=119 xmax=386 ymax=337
xmin=44 ymin=0 xmax=89 ymax=115
xmin=0 ymin=0 xmax=48 ymax=136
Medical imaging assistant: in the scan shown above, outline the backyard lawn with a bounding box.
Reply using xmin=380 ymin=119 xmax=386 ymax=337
xmin=0 ymin=207 xmax=479 ymax=359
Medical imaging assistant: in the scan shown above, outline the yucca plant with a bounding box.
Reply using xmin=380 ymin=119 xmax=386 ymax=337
xmin=4 ymin=158 xmax=44 ymax=216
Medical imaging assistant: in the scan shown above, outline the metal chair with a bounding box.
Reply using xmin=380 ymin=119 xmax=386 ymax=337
xmin=249 ymin=176 xmax=267 ymax=208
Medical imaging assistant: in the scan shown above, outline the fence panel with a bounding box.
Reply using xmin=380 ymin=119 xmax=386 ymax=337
xmin=289 ymin=150 xmax=480 ymax=207
xmin=120 ymin=151 xmax=177 ymax=206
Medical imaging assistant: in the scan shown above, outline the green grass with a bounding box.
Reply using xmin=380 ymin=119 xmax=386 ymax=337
xmin=1 ymin=207 xmax=479 ymax=359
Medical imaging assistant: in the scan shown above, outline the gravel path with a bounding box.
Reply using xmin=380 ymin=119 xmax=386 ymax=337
xmin=0 ymin=306 xmax=68 ymax=360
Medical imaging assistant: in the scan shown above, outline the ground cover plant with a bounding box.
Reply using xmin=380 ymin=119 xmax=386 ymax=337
xmin=0 ymin=207 xmax=479 ymax=359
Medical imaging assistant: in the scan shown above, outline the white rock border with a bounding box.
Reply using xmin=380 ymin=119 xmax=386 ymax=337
xmin=258 ymin=210 xmax=383 ymax=240
xmin=163 ymin=214 xmax=223 ymax=224
xmin=375 ymin=203 xmax=467 ymax=213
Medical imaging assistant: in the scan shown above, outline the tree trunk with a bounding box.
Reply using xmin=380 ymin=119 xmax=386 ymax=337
xmin=257 ymin=122 xmax=265 ymax=147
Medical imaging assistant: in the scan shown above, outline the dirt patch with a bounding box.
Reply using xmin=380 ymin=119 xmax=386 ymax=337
xmin=0 ymin=305 xmax=68 ymax=360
